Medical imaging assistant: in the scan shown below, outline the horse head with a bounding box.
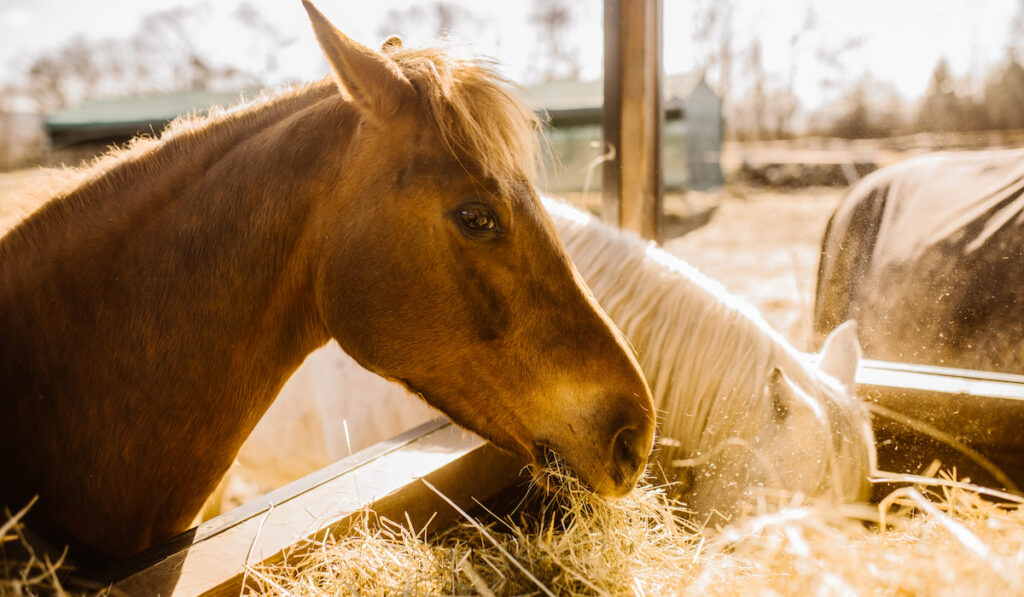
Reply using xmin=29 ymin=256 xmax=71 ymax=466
xmin=680 ymin=321 xmax=873 ymax=521
xmin=544 ymin=200 xmax=874 ymax=522
xmin=301 ymin=2 xmax=654 ymax=497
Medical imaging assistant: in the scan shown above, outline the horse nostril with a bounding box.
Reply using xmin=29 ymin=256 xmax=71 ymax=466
xmin=612 ymin=426 xmax=646 ymax=483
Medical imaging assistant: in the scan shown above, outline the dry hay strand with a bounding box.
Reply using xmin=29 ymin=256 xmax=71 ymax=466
xmin=7 ymin=462 xmax=1024 ymax=596
xmin=246 ymin=461 xmax=1024 ymax=597
xmin=0 ymin=498 xmax=120 ymax=596
xmin=0 ymin=497 xmax=72 ymax=596
xmin=244 ymin=460 xmax=699 ymax=596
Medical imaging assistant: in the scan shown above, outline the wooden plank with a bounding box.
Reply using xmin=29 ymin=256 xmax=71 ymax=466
xmin=95 ymin=418 xmax=525 ymax=596
xmin=856 ymin=359 xmax=1024 ymax=449
xmin=602 ymin=0 xmax=664 ymax=241
xmin=856 ymin=359 xmax=1024 ymax=492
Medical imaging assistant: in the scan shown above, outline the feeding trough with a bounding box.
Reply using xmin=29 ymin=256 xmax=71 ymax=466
xmin=76 ymin=359 xmax=1024 ymax=595
xmin=98 ymin=418 xmax=522 ymax=595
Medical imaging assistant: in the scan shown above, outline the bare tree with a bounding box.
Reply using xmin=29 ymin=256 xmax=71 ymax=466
xmin=136 ymin=5 xmax=255 ymax=91
xmin=528 ymin=0 xmax=582 ymax=82
xmin=982 ymin=49 xmax=1024 ymax=130
xmin=1012 ymin=0 xmax=1024 ymax=53
xmin=234 ymin=2 xmax=297 ymax=78
xmin=915 ymin=58 xmax=977 ymax=133
xmin=25 ymin=55 xmax=69 ymax=114
xmin=738 ymin=39 xmax=765 ymax=140
xmin=378 ymin=2 xmax=483 ymax=43
xmin=772 ymin=7 xmax=816 ymax=138
xmin=693 ymin=0 xmax=735 ymax=113
xmin=17 ymin=3 xmax=289 ymax=116
xmin=829 ymin=79 xmax=875 ymax=138
xmin=813 ymin=35 xmax=866 ymax=95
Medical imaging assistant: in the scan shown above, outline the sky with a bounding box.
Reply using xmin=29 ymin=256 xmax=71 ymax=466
xmin=1 ymin=0 xmax=1020 ymax=110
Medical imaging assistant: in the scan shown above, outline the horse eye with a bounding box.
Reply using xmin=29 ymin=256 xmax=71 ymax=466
xmin=770 ymin=390 xmax=790 ymax=422
xmin=458 ymin=206 xmax=497 ymax=232
xmin=767 ymin=369 xmax=791 ymax=422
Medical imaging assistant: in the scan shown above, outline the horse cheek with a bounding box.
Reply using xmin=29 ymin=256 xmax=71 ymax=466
xmin=453 ymin=260 xmax=511 ymax=343
xmin=315 ymin=235 xmax=395 ymax=371
xmin=314 ymin=223 xmax=446 ymax=379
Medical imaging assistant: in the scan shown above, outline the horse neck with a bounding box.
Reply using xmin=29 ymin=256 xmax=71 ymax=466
xmin=0 ymin=83 xmax=351 ymax=543
xmin=13 ymin=86 xmax=332 ymax=299
xmin=548 ymin=201 xmax=803 ymax=456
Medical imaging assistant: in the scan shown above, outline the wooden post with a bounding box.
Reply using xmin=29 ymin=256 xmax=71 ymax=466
xmin=603 ymin=0 xmax=664 ymax=241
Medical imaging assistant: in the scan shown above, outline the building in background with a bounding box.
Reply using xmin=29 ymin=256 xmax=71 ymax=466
xmin=41 ymin=74 xmax=724 ymax=191
xmin=669 ymin=73 xmax=724 ymax=191
xmin=43 ymin=89 xmax=259 ymax=166
xmin=527 ymin=72 xmax=724 ymax=192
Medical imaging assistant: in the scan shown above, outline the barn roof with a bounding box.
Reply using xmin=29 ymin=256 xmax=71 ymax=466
xmin=525 ymin=71 xmax=707 ymax=109
xmin=45 ymin=88 xmax=259 ymax=147
xmin=44 ymin=72 xmax=716 ymax=146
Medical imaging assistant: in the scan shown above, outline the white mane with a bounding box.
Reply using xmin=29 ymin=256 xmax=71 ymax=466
xmin=547 ymin=200 xmax=817 ymax=449
xmin=545 ymin=198 xmax=872 ymax=508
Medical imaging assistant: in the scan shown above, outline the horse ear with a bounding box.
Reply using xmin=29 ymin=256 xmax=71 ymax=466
xmin=381 ymin=35 xmax=403 ymax=52
xmin=818 ymin=320 xmax=861 ymax=389
xmin=767 ymin=368 xmax=791 ymax=421
xmin=302 ymin=1 xmax=416 ymax=121
xmin=766 ymin=367 xmax=814 ymax=423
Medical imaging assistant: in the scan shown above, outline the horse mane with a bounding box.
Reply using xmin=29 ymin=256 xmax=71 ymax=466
xmin=64 ymin=82 xmax=335 ymax=195
xmin=544 ymin=199 xmax=833 ymax=456
xmin=387 ymin=45 xmax=543 ymax=187
xmin=1 ymin=81 xmax=337 ymax=255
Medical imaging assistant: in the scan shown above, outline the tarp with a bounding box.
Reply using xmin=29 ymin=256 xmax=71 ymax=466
xmin=815 ymin=149 xmax=1024 ymax=373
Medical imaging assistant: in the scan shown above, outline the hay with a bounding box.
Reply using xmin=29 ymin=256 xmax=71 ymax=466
xmin=5 ymin=465 xmax=1024 ymax=596
xmin=245 ymin=466 xmax=1024 ymax=597
xmin=0 ymin=498 xmax=72 ymax=596
xmin=0 ymin=498 xmax=114 ymax=596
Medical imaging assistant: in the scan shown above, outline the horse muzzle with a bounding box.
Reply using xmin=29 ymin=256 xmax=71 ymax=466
xmin=530 ymin=403 xmax=655 ymax=498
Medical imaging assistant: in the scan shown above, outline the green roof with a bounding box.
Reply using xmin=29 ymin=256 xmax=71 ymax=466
xmin=44 ymin=72 xmax=714 ymax=144
xmin=522 ymin=78 xmax=603 ymax=113
xmin=45 ymin=88 xmax=258 ymax=131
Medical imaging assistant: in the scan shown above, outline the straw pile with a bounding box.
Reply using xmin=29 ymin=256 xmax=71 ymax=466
xmin=4 ymin=467 xmax=1024 ymax=595
xmin=244 ymin=465 xmax=1024 ymax=596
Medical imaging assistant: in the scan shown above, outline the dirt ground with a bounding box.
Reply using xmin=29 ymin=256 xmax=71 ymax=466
xmin=0 ymin=167 xmax=844 ymax=350
xmin=663 ymin=186 xmax=843 ymax=351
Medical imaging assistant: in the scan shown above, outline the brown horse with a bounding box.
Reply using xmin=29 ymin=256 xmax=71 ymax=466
xmin=0 ymin=2 xmax=654 ymax=560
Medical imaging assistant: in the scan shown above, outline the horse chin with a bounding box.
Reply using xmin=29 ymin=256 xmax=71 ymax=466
xmin=527 ymin=442 xmax=634 ymax=499
xmin=527 ymin=443 xmax=586 ymax=496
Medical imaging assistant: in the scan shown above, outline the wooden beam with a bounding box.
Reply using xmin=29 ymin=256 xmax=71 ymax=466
xmin=856 ymin=359 xmax=1024 ymax=449
xmin=602 ymin=0 xmax=664 ymax=241
xmin=856 ymin=359 xmax=1024 ymax=491
xmin=95 ymin=419 xmax=525 ymax=596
